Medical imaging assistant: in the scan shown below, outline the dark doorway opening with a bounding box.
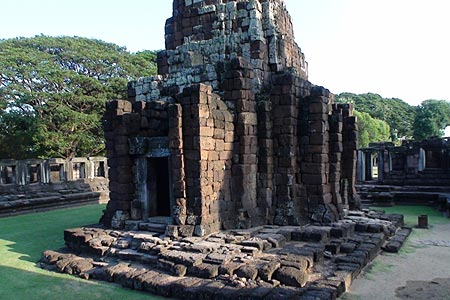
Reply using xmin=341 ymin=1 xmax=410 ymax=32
xmin=147 ymin=157 xmax=171 ymax=217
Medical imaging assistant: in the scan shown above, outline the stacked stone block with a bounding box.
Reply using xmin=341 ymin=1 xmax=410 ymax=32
xmin=358 ymin=138 xmax=450 ymax=187
xmin=180 ymin=84 xmax=235 ymax=235
xmin=329 ymin=104 xmax=344 ymax=215
xmin=222 ymin=58 xmax=262 ymax=228
xmin=101 ymin=0 xmax=359 ymax=235
xmin=300 ymin=87 xmax=335 ymax=222
xmin=103 ymin=99 xmax=180 ymax=225
xmin=157 ymin=0 xmax=308 ymax=96
xmin=270 ymin=73 xmax=307 ymax=226
xmin=256 ymin=98 xmax=274 ymax=223
xmin=103 ymin=100 xmax=134 ymax=225
xmin=340 ymin=104 xmax=359 ymax=210
xmin=168 ymin=103 xmax=186 ymax=225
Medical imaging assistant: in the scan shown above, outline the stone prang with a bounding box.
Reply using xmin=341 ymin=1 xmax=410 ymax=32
xmin=101 ymin=0 xmax=359 ymax=237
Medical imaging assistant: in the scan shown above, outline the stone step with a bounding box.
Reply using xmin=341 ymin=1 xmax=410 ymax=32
xmin=139 ymin=222 xmax=167 ymax=233
xmin=148 ymin=216 xmax=173 ymax=225
xmin=383 ymin=227 xmax=412 ymax=253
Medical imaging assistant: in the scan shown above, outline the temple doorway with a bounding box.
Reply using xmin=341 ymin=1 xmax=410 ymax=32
xmin=147 ymin=157 xmax=171 ymax=217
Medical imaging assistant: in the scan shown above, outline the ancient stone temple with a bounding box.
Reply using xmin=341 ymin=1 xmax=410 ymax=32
xmin=41 ymin=2 xmax=413 ymax=298
xmin=101 ymin=0 xmax=359 ymax=236
xmin=358 ymin=138 xmax=450 ymax=186
xmin=357 ymin=138 xmax=450 ymax=208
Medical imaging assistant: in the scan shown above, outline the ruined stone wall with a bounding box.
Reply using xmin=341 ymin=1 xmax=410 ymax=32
xmin=358 ymin=138 xmax=450 ymax=187
xmin=0 ymin=157 xmax=109 ymax=215
xmin=340 ymin=104 xmax=359 ymax=209
xmin=103 ymin=100 xmax=173 ymax=224
xmin=270 ymin=73 xmax=309 ymax=225
xmin=132 ymin=0 xmax=307 ymax=104
xmin=102 ymin=0 xmax=359 ymax=235
xmin=179 ymin=84 xmax=235 ymax=235
xmin=223 ymin=59 xmax=261 ymax=228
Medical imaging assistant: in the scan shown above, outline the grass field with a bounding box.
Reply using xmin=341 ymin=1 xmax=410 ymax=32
xmin=1 ymin=204 xmax=447 ymax=300
xmin=371 ymin=205 xmax=450 ymax=255
xmin=0 ymin=204 xmax=163 ymax=300
xmin=370 ymin=205 xmax=447 ymax=227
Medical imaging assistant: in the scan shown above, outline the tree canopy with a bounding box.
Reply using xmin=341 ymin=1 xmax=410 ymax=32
xmin=336 ymin=93 xmax=450 ymax=144
xmin=353 ymin=110 xmax=391 ymax=148
xmin=336 ymin=93 xmax=416 ymax=141
xmin=413 ymin=99 xmax=450 ymax=141
xmin=0 ymin=35 xmax=157 ymax=159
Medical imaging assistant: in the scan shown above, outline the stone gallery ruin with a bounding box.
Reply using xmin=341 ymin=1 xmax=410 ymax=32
xmin=101 ymin=0 xmax=359 ymax=235
xmin=41 ymin=1 xmax=411 ymax=299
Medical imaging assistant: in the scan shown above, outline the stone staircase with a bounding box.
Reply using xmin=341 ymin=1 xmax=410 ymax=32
xmin=123 ymin=217 xmax=173 ymax=234
xmin=357 ymin=184 xmax=450 ymax=207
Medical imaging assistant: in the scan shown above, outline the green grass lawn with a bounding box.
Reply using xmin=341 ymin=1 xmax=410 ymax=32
xmin=1 ymin=204 xmax=448 ymax=300
xmin=370 ymin=205 xmax=448 ymax=227
xmin=0 ymin=204 xmax=163 ymax=300
xmin=371 ymin=205 xmax=450 ymax=255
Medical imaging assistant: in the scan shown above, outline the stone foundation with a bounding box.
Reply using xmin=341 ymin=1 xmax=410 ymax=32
xmin=42 ymin=210 xmax=409 ymax=300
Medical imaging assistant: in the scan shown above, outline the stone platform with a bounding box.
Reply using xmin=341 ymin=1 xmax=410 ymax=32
xmin=0 ymin=178 xmax=109 ymax=217
xmin=41 ymin=210 xmax=410 ymax=300
xmin=357 ymin=184 xmax=450 ymax=210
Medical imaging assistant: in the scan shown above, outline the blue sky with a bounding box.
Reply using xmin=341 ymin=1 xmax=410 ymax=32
xmin=1 ymin=0 xmax=450 ymax=109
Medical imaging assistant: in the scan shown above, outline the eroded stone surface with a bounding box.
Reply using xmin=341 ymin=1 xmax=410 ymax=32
xmin=41 ymin=210 xmax=407 ymax=299
xmin=101 ymin=0 xmax=360 ymax=235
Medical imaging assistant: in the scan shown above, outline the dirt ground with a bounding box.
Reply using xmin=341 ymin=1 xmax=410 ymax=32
xmin=342 ymin=222 xmax=450 ymax=300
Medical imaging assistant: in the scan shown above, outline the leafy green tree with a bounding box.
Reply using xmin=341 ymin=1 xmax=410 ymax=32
xmin=0 ymin=110 xmax=40 ymax=159
xmin=0 ymin=35 xmax=157 ymax=159
xmin=336 ymin=93 xmax=416 ymax=141
xmin=413 ymin=99 xmax=450 ymax=141
xmin=354 ymin=110 xmax=391 ymax=148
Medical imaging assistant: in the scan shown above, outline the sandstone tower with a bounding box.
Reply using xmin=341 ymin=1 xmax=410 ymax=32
xmin=101 ymin=0 xmax=359 ymax=236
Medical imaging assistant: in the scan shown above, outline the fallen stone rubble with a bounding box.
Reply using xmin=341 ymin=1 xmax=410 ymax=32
xmin=41 ymin=210 xmax=410 ymax=300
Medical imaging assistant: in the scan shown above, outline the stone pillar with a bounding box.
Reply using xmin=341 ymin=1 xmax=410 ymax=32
xmin=17 ymin=161 xmax=27 ymax=186
xmin=133 ymin=157 xmax=147 ymax=221
xmin=271 ymin=73 xmax=303 ymax=225
xmin=329 ymin=104 xmax=344 ymax=217
xmin=365 ymin=152 xmax=373 ymax=181
xmin=41 ymin=160 xmax=50 ymax=184
xmin=0 ymin=165 xmax=3 ymax=185
xmin=86 ymin=159 xmax=94 ymax=180
xmin=101 ymin=99 xmax=135 ymax=227
xmin=418 ymin=148 xmax=426 ymax=171
xmin=168 ymin=103 xmax=187 ymax=226
xmin=340 ymin=104 xmax=359 ymax=210
xmin=223 ymin=58 xmax=260 ymax=228
xmin=181 ymin=84 xmax=235 ymax=236
xmin=300 ymin=87 xmax=335 ymax=223
xmin=377 ymin=151 xmax=384 ymax=182
xmin=357 ymin=150 xmax=366 ymax=182
xmin=257 ymin=99 xmax=274 ymax=224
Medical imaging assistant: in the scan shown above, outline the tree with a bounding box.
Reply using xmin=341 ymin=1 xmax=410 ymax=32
xmin=354 ymin=110 xmax=391 ymax=148
xmin=413 ymin=99 xmax=450 ymax=141
xmin=336 ymin=93 xmax=416 ymax=141
xmin=0 ymin=110 xmax=40 ymax=159
xmin=0 ymin=35 xmax=157 ymax=159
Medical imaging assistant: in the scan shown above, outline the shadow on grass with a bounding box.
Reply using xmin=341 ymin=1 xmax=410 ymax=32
xmin=0 ymin=204 xmax=105 ymax=263
xmin=0 ymin=204 xmax=166 ymax=300
xmin=0 ymin=265 xmax=158 ymax=300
